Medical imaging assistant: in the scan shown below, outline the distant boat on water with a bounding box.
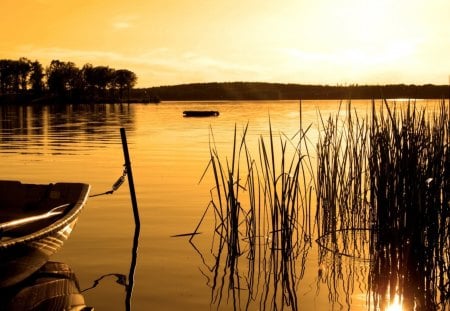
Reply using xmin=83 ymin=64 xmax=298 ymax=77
xmin=183 ymin=110 xmax=219 ymax=117
xmin=0 ymin=180 xmax=90 ymax=288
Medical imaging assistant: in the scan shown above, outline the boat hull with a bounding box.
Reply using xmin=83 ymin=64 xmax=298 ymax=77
xmin=0 ymin=181 xmax=90 ymax=288
xmin=0 ymin=221 xmax=77 ymax=288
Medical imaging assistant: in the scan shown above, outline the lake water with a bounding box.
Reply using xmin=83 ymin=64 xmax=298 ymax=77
xmin=0 ymin=100 xmax=443 ymax=310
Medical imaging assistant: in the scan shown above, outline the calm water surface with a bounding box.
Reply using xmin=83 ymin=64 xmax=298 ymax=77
xmin=0 ymin=100 xmax=438 ymax=310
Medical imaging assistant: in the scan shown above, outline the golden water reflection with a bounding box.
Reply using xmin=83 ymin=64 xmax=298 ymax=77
xmin=0 ymin=104 xmax=135 ymax=155
xmin=385 ymin=294 xmax=403 ymax=311
xmin=0 ymin=100 xmax=447 ymax=310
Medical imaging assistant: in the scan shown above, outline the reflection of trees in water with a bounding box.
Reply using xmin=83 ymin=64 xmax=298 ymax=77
xmin=0 ymin=104 xmax=135 ymax=153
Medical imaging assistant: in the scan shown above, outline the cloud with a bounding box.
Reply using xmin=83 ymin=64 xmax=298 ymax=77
xmin=33 ymin=0 xmax=53 ymax=4
xmin=112 ymin=15 xmax=139 ymax=30
xmin=113 ymin=22 xmax=132 ymax=29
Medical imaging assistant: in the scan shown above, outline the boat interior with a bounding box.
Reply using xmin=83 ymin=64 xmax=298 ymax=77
xmin=0 ymin=181 xmax=86 ymax=238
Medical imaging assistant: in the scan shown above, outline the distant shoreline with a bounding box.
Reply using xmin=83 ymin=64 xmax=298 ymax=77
xmin=139 ymin=82 xmax=450 ymax=101
xmin=1 ymin=82 xmax=449 ymax=105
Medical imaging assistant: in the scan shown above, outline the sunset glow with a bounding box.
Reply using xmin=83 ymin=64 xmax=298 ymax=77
xmin=1 ymin=0 xmax=449 ymax=87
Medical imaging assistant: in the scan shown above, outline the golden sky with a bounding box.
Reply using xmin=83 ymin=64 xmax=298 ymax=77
xmin=1 ymin=0 xmax=449 ymax=87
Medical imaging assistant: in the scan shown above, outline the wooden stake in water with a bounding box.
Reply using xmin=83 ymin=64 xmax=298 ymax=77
xmin=120 ymin=127 xmax=140 ymax=311
xmin=120 ymin=127 xmax=140 ymax=228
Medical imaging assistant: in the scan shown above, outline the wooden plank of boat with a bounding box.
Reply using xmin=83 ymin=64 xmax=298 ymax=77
xmin=183 ymin=110 xmax=219 ymax=117
xmin=0 ymin=180 xmax=90 ymax=288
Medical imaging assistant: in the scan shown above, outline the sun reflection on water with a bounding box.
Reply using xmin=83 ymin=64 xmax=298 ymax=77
xmin=385 ymin=295 xmax=403 ymax=311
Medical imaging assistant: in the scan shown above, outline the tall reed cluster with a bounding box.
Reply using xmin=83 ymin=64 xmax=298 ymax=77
xmin=315 ymin=100 xmax=449 ymax=309
xmin=368 ymin=100 xmax=449 ymax=310
xmin=193 ymin=99 xmax=449 ymax=310
xmin=315 ymin=103 xmax=372 ymax=308
xmin=256 ymin=120 xmax=314 ymax=310
xmin=195 ymin=115 xmax=314 ymax=310
xmin=316 ymin=102 xmax=371 ymax=261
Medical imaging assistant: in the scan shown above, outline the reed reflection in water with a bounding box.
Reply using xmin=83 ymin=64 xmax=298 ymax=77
xmin=191 ymin=100 xmax=449 ymax=310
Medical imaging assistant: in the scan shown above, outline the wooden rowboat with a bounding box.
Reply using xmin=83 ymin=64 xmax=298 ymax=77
xmin=0 ymin=180 xmax=90 ymax=288
xmin=183 ymin=110 xmax=219 ymax=117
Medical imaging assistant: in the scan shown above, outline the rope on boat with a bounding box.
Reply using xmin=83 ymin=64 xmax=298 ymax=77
xmin=89 ymin=166 xmax=127 ymax=197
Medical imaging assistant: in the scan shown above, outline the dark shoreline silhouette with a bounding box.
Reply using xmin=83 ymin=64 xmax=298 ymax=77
xmin=1 ymin=82 xmax=448 ymax=105
xmin=141 ymin=82 xmax=450 ymax=101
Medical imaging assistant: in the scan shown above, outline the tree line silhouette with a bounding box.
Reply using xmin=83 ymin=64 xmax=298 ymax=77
xmin=0 ymin=57 xmax=137 ymax=104
xmin=141 ymin=82 xmax=450 ymax=101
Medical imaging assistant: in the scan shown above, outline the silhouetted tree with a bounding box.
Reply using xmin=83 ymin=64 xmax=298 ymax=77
xmin=0 ymin=58 xmax=33 ymax=94
xmin=29 ymin=60 xmax=44 ymax=95
xmin=114 ymin=69 xmax=137 ymax=101
xmin=0 ymin=59 xmax=14 ymax=94
xmin=93 ymin=66 xmax=114 ymax=92
xmin=81 ymin=63 xmax=95 ymax=97
xmin=46 ymin=60 xmax=81 ymax=97
xmin=82 ymin=64 xmax=117 ymax=99
xmin=16 ymin=57 xmax=31 ymax=93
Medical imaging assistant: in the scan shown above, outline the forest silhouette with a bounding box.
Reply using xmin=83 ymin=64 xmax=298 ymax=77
xmin=0 ymin=57 xmax=138 ymax=104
